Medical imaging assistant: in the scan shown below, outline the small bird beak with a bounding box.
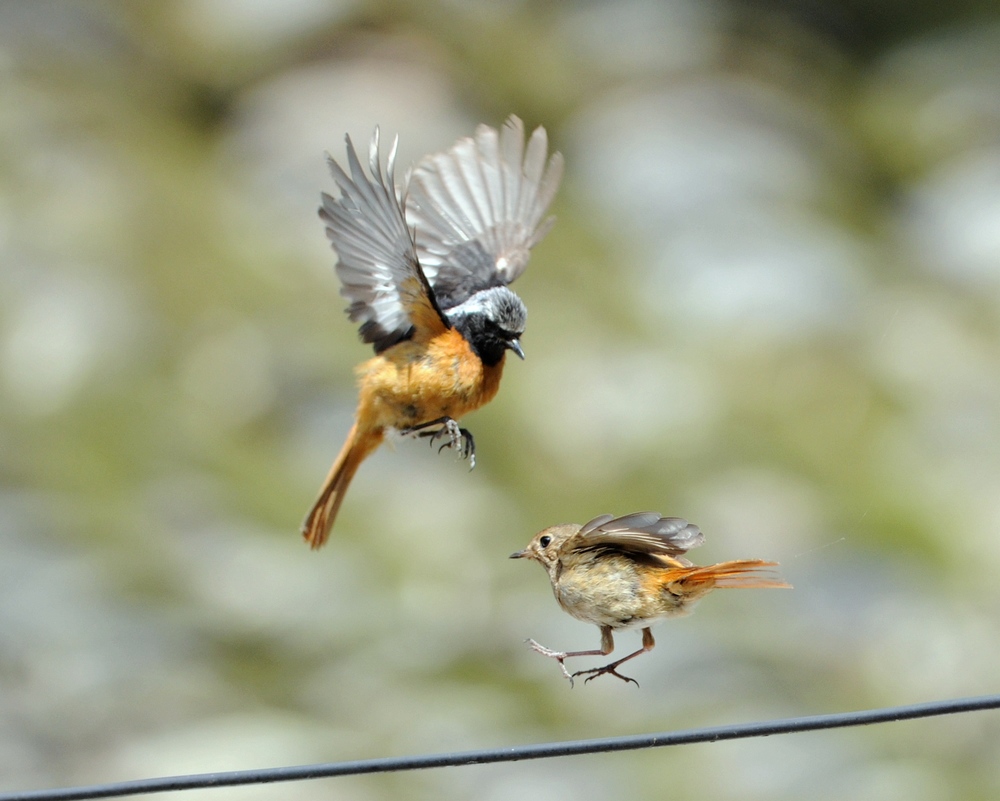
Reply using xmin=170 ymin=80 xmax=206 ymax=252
xmin=507 ymin=339 xmax=525 ymax=360
xmin=509 ymin=549 xmax=527 ymax=559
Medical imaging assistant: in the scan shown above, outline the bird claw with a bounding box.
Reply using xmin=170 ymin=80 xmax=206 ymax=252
xmin=526 ymin=639 xmax=576 ymax=687
xmin=404 ymin=418 xmax=476 ymax=468
xmin=431 ymin=422 xmax=475 ymax=467
xmin=572 ymin=664 xmax=640 ymax=688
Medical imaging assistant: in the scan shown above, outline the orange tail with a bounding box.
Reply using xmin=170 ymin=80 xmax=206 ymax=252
xmin=667 ymin=560 xmax=791 ymax=599
xmin=301 ymin=422 xmax=383 ymax=549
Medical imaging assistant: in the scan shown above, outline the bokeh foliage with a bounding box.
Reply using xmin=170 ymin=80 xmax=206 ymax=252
xmin=2 ymin=1 xmax=1000 ymax=799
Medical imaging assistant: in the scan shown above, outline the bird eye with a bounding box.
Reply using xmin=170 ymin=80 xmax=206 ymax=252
xmin=539 ymin=535 xmax=552 ymax=548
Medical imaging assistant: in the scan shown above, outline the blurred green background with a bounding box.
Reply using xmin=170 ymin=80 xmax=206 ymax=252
xmin=3 ymin=1 xmax=1000 ymax=798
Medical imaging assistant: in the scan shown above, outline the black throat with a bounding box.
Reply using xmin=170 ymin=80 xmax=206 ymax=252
xmin=453 ymin=314 xmax=511 ymax=367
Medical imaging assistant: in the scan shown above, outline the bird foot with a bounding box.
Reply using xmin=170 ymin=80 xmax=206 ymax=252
xmin=405 ymin=418 xmax=476 ymax=469
xmin=526 ymin=639 xmax=576 ymax=686
xmin=572 ymin=664 xmax=640 ymax=688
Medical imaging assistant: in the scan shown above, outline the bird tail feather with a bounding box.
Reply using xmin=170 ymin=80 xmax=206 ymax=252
xmin=301 ymin=422 xmax=382 ymax=549
xmin=665 ymin=559 xmax=791 ymax=597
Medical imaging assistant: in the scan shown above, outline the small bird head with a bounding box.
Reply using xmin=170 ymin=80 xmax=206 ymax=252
xmin=510 ymin=523 xmax=580 ymax=575
xmin=447 ymin=286 xmax=527 ymax=366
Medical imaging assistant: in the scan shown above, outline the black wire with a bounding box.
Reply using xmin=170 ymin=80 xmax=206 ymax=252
xmin=4 ymin=693 xmax=999 ymax=801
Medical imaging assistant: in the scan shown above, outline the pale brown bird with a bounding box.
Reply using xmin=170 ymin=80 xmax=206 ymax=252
xmin=511 ymin=512 xmax=791 ymax=686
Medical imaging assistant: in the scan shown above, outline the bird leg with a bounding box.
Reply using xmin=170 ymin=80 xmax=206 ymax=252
xmin=527 ymin=626 xmax=615 ymax=688
xmin=401 ymin=417 xmax=476 ymax=468
xmin=571 ymin=627 xmax=655 ymax=688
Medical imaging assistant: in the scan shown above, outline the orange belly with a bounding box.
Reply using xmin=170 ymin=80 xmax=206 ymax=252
xmin=354 ymin=328 xmax=505 ymax=431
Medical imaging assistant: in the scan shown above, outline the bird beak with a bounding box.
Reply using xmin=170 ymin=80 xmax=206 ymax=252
xmin=507 ymin=339 xmax=525 ymax=360
xmin=509 ymin=549 xmax=527 ymax=559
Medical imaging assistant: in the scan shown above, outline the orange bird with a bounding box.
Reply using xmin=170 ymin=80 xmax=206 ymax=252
xmin=302 ymin=117 xmax=563 ymax=548
xmin=511 ymin=512 xmax=790 ymax=686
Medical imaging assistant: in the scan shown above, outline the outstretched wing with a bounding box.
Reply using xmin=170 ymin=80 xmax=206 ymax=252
xmin=405 ymin=115 xmax=564 ymax=310
xmin=574 ymin=512 xmax=705 ymax=563
xmin=320 ymin=129 xmax=449 ymax=353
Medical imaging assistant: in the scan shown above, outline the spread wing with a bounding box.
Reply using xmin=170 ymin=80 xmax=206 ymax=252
xmin=320 ymin=129 xmax=448 ymax=353
xmin=405 ymin=115 xmax=564 ymax=310
xmin=573 ymin=512 xmax=705 ymax=564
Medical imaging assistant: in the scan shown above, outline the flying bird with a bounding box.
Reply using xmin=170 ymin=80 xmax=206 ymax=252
xmin=303 ymin=116 xmax=563 ymax=548
xmin=511 ymin=512 xmax=790 ymax=686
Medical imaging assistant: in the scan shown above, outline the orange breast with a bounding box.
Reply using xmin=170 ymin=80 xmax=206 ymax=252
xmin=355 ymin=328 xmax=506 ymax=430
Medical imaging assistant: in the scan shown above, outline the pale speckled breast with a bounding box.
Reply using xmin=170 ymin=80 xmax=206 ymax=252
xmin=553 ymin=553 xmax=691 ymax=629
xmin=553 ymin=554 xmax=650 ymax=629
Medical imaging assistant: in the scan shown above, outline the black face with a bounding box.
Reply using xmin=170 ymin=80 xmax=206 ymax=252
xmin=493 ymin=318 xmax=525 ymax=354
xmin=497 ymin=322 xmax=523 ymax=340
xmin=458 ymin=315 xmax=521 ymax=367
xmin=447 ymin=286 xmax=527 ymax=366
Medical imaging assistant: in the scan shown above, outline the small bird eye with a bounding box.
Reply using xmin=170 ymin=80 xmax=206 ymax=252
xmin=539 ymin=535 xmax=552 ymax=548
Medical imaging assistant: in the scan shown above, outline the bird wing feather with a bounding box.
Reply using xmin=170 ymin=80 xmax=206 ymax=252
xmin=572 ymin=512 xmax=705 ymax=561
xmin=320 ymin=129 xmax=448 ymax=353
xmin=405 ymin=115 xmax=564 ymax=310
